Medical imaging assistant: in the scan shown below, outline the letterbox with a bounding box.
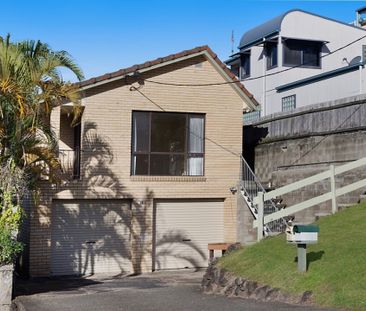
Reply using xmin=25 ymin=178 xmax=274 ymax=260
xmin=286 ymin=224 xmax=319 ymax=244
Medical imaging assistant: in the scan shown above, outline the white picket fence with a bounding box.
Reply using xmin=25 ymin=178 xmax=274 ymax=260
xmin=253 ymin=157 xmax=366 ymax=241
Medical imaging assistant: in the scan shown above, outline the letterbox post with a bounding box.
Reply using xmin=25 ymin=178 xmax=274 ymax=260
xmin=286 ymin=224 xmax=319 ymax=272
xmin=297 ymin=243 xmax=307 ymax=272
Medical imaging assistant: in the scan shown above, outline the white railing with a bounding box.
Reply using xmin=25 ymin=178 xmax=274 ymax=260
xmin=253 ymin=156 xmax=366 ymax=240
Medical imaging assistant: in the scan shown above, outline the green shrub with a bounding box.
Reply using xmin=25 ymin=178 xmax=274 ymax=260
xmin=0 ymin=227 xmax=23 ymax=266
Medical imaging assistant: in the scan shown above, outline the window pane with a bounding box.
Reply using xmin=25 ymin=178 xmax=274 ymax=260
xmin=230 ymin=64 xmax=240 ymax=77
xmin=284 ymin=41 xmax=302 ymax=66
xmin=188 ymin=156 xmax=203 ymax=176
xmin=272 ymin=45 xmax=278 ymax=67
xmin=133 ymin=112 xmax=150 ymax=152
xmin=240 ymin=54 xmax=250 ymax=78
xmin=282 ymin=95 xmax=296 ymax=111
xmin=188 ymin=115 xmax=204 ymax=153
xmin=150 ymin=154 xmax=185 ymax=176
xmin=151 ymin=113 xmax=186 ymax=152
xmin=303 ymin=46 xmax=320 ymax=67
xmin=132 ymin=154 xmax=149 ymax=175
xmin=266 ymin=43 xmax=278 ymax=69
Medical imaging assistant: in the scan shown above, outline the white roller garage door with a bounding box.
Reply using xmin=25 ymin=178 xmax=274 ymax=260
xmin=51 ymin=200 xmax=132 ymax=276
xmin=154 ymin=200 xmax=224 ymax=270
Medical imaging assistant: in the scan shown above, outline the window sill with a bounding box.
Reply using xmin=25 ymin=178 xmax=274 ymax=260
xmin=282 ymin=63 xmax=321 ymax=69
xmin=130 ymin=176 xmax=207 ymax=182
xmin=266 ymin=64 xmax=278 ymax=71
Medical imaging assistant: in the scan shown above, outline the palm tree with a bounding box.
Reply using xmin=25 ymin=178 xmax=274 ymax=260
xmin=0 ymin=34 xmax=84 ymax=185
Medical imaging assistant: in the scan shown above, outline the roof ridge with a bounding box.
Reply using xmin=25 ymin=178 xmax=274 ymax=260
xmin=76 ymin=45 xmax=258 ymax=106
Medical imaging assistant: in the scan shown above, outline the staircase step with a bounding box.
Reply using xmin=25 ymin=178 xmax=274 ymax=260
xmin=276 ymin=203 xmax=287 ymax=209
xmin=284 ymin=215 xmax=295 ymax=222
xmin=272 ymin=198 xmax=283 ymax=204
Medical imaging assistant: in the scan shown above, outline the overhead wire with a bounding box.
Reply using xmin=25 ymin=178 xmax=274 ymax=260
xmin=129 ymin=85 xmax=240 ymax=157
xmin=144 ymin=32 xmax=366 ymax=87
xmin=129 ymin=32 xmax=366 ymax=162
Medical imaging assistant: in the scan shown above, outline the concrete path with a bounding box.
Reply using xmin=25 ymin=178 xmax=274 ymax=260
xmin=13 ymin=270 xmax=335 ymax=311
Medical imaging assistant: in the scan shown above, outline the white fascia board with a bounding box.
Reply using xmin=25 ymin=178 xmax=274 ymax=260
xmin=77 ymin=49 xmax=257 ymax=110
xmin=202 ymin=50 xmax=257 ymax=110
xmin=78 ymin=51 xmax=207 ymax=92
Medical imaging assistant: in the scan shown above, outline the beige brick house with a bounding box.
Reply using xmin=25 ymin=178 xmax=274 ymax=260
xmin=28 ymin=46 xmax=257 ymax=277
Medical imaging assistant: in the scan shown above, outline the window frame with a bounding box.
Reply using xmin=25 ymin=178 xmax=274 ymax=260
xmin=283 ymin=39 xmax=322 ymax=69
xmin=240 ymin=53 xmax=251 ymax=79
xmin=265 ymin=42 xmax=278 ymax=70
xmin=281 ymin=94 xmax=296 ymax=112
xmin=131 ymin=111 xmax=206 ymax=176
xmin=230 ymin=63 xmax=240 ymax=77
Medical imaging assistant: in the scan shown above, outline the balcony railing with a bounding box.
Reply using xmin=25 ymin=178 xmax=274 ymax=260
xmin=59 ymin=148 xmax=81 ymax=179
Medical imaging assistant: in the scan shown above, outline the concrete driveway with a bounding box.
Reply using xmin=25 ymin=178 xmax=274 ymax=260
xmin=13 ymin=270 xmax=334 ymax=311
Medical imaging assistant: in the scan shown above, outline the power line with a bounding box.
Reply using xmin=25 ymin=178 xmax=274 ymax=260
xmin=144 ymin=33 xmax=366 ymax=87
xmin=129 ymin=85 xmax=240 ymax=157
xmin=289 ymin=103 xmax=363 ymax=166
xmin=130 ymin=73 xmax=365 ymax=170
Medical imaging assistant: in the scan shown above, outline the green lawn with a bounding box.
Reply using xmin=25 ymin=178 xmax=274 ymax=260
xmin=219 ymin=203 xmax=366 ymax=310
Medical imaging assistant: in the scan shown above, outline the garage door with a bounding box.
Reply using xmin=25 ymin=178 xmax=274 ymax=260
xmin=154 ymin=200 xmax=224 ymax=270
xmin=51 ymin=200 xmax=132 ymax=276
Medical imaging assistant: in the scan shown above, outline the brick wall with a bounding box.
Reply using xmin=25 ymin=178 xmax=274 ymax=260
xmin=30 ymin=55 xmax=248 ymax=276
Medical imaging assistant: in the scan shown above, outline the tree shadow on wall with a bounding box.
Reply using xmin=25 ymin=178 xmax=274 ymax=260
xmin=49 ymin=121 xmax=206 ymax=279
xmin=154 ymin=230 xmax=207 ymax=271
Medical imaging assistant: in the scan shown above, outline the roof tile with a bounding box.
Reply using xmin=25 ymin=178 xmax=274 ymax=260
xmin=76 ymin=45 xmax=258 ymax=105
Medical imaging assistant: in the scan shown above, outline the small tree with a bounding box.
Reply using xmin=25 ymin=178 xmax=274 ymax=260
xmin=0 ymin=34 xmax=84 ymax=265
xmin=0 ymin=161 xmax=27 ymax=266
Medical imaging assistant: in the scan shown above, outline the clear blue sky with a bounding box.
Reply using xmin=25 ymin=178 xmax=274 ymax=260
xmin=3 ymin=0 xmax=365 ymax=81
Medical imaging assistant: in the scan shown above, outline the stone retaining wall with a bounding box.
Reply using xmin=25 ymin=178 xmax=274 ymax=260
xmin=201 ymin=260 xmax=313 ymax=306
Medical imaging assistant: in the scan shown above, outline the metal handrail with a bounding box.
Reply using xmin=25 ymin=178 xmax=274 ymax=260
xmin=239 ymin=155 xmax=287 ymax=233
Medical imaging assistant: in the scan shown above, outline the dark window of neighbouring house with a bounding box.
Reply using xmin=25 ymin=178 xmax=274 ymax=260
xmin=132 ymin=111 xmax=205 ymax=176
xmin=266 ymin=42 xmax=278 ymax=69
xmin=240 ymin=53 xmax=250 ymax=79
xmin=230 ymin=63 xmax=240 ymax=77
xmin=282 ymin=95 xmax=296 ymax=111
xmin=283 ymin=39 xmax=321 ymax=68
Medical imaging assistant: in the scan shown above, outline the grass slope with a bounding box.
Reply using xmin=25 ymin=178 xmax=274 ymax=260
xmin=219 ymin=203 xmax=366 ymax=310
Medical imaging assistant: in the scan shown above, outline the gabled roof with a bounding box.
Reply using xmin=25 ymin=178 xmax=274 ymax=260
xmin=239 ymin=9 xmax=366 ymax=50
xmin=76 ymin=45 xmax=258 ymax=108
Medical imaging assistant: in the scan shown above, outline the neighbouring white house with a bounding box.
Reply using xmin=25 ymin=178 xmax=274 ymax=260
xmin=226 ymin=7 xmax=366 ymax=121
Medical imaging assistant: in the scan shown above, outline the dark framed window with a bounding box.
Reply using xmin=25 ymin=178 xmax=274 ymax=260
xmin=282 ymin=95 xmax=296 ymax=111
xmin=240 ymin=53 xmax=250 ymax=79
xmin=131 ymin=111 xmax=205 ymax=176
xmin=283 ymin=39 xmax=321 ymax=68
xmin=266 ymin=42 xmax=278 ymax=69
xmin=230 ymin=63 xmax=240 ymax=77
